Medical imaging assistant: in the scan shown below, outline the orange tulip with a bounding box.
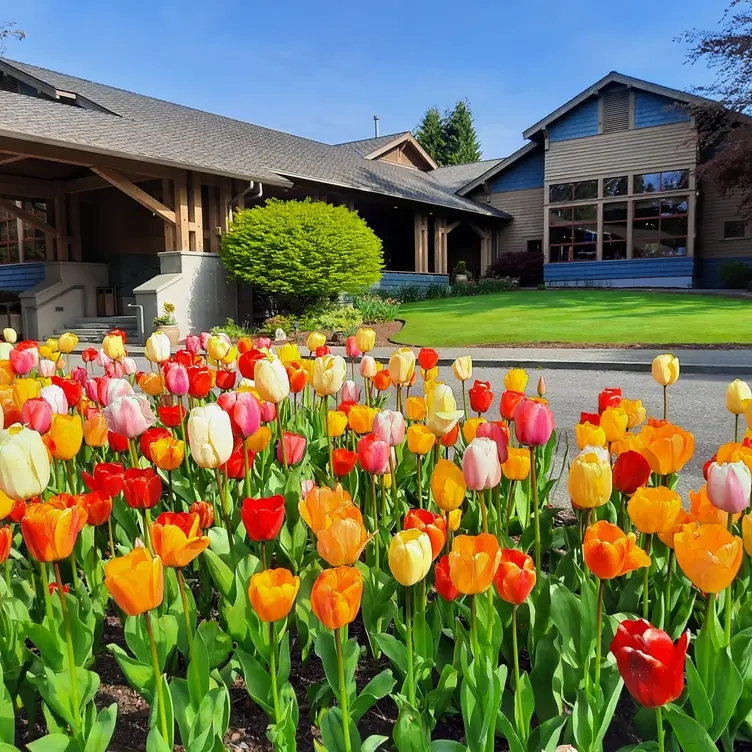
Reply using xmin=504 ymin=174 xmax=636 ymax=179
xmin=150 ymin=436 xmax=185 ymax=471
xmin=49 ymin=414 xmax=83 ymax=461
xmin=658 ymin=509 xmax=694 ymax=549
xmin=716 ymin=442 xmax=752 ymax=474
xmin=137 ymin=372 xmax=163 ymax=397
xmin=82 ymin=490 xmax=113 ymax=527
xmin=246 ymin=426 xmax=272 ymax=453
xmin=674 ymin=522 xmax=743 ymax=593
xmin=104 ymin=546 xmax=164 ymax=616
xmin=583 ymin=520 xmax=651 ymax=580
xmin=315 ymin=504 xmax=372 ymax=566
xmin=0 ymin=525 xmax=11 ymax=564
xmin=348 ymin=405 xmax=377 ymax=435
xmin=21 ymin=497 xmax=86 ymax=562
xmin=298 ymin=484 xmax=351 ymax=532
xmin=190 ymin=500 xmax=214 ymax=529
xmin=311 ymin=565 xmax=363 ymax=630
xmin=151 ymin=511 xmax=210 ymax=568
xmin=405 ymin=396 xmax=427 ymax=421
xmin=248 ymin=567 xmax=300 ymax=622
xmin=83 ymin=410 xmax=109 ymax=448
xmin=493 ymin=548 xmax=536 ymax=605
xmin=611 ymin=433 xmax=646 ymax=456
xmin=689 ymin=484 xmax=741 ymax=527
xmin=431 ymin=459 xmax=467 ymax=512
xmin=404 ymin=508 xmax=447 ymax=560
xmin=627 ymin=486 xmax=683 ymax=535
xmin=448 ymin=533 xmax=501 ymax=595
xmin=642 ymin=422 xmax=695 ymax=476
xmin=372 ymin=370 xmax=392 ymax=392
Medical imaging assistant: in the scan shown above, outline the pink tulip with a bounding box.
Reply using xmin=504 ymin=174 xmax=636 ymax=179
xmin=301 ymin=479 xmax=316 ymax=498
xmin=357 ymin=433 xmax=390 ymax=475
xmin=165 ymin=363 xmax=189 ymax=396
xmin=462 ymin=437 xmax=502 ymax=491
xmin=38 ymin=359 xmax=56 ymax=378
xmin=341 ymin=380 xmax=361 ymax=404
xmin=277 ymin=432 xmax=306 ymax=466
xmin=199 ymin=332 xmax=211 ymax=351
xmin=101 ymin=377 xmax=133 ymax=407
xmin=360 ymin=355 xmax=377 ymax=379
xmin=22 ymin=397 xmax=52 ymax=434
xmin=216 ymin=391 xmax=237 ymax=412
xmin=515 ymin=399 xmax=555 ymax=447
xmin=122 ymin=357 xmax=138 ymax=375
xmin=254 ymin=337 xmax=272 ymax=350
xmin=185 ymin=334 xmax=200 ymax=354
xmin=346 ymin=336 xmax=361 ymax=359
xmin=373 ymin=409 xmax=405 ymax=447
xmin=9 ymin=347 xmax=35 ymax=376
xmin=105 ymin=360 xmax=125 ymax=379
xmin=260 ymin=401 xmax=277 ymax=423
xmin=85 ymin=377 xmax=100 ymax=404
xmin=96 ymin=348 xmax=112 ymax=368
xmin=71 ymin=366 xmax=88 ymax=385
xmin=232 ymin=392 xmax=261 ymax=438
xmin=40 ymin=384 xmax=68 ymax=415
xmin=104 ymin=394 xmax=156 ymax=438
xmin=476 ymin=422 xmax=509 ymax=464
xmin=707 ymin=461 xmax=752 ymax=514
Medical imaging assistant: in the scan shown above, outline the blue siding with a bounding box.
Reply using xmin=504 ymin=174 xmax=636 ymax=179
xmin=489 ymin=149 xmax=545 ymax=192
xmin=0 ymin=263 xmax=45 ymax=292
xmin=374 ymin=272 xmax=450 ymax=293
xmin=698 ymin=256 xmax=752 ymax=288
xmin=634 ymin=92 xmax=691 ymax=129
xmin=548 ymin=98 xmax=599 ymax=142
xmin=545 ymin=257 xmax=694 ymax=282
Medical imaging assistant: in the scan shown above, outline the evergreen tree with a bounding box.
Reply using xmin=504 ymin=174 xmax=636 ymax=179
xmin=442 ymin=100 xmax=482 ymax=165
xmin=415 ymin=106 xmax=447 ymax=165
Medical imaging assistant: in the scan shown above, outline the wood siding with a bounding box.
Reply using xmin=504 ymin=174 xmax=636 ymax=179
xmin=697 ymin=182 xmax=752 ymax=259
xmin=545 ymin=121 xmax=697 ymax=183
xmin=489 ymin=188 xmax=544 ymax=255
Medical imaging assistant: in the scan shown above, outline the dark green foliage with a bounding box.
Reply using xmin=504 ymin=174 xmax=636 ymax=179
xmin=220 ymin=199 xmax=383 ymax=313
xmin=394 ymin=277 xmax=517 ymax=303
xmin=415 ymin=101 xmax=482 ymax=166
xmin=719 ymin=260 xmax=752 ymax=289
xmin=352 ymin=294 xmax=401 ymax=323
xmin=415 ymin=107 xmax=447 ymax=165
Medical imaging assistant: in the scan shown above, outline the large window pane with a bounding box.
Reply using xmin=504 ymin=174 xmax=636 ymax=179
xmin=550 ymin=245 xmax=569 ymax=263
xmin=632 ymin=194 xmax=689 ymax=258
xmin=603 ymin=202 xmax=628 ymax=222
xmin=660 ymin=197 xmax=688 ymax=215
xmin=573 ymin=205 xmax=597 ymax=221
xmin=573 ymin=244 xmax=597 ymax=261
xmin=603 ymin=241 xmax=627 ymax=260
xmin=634 ymin=199 xmax=660 ymax=218
xmin=661 ymin=217 xmax=689 ymax=237
xmin=661 ymin=170 xmax=689 ymax=191
xmin=550 ymin=207 xmax=574 ymax=223
xmin=634 ymin=173 xmax=661 ymax=193
xmin=549 ymin=184 xmax=572 ymax=203
xmin=550 ymin=227 xmax=573 ymax=244
xmin=548 ymin=203 xmax=598 ymax=263
xmin=604 ymin=176 xmax=628 ymax=197
xmin=574 ymin=180 xmax=598 ymax=200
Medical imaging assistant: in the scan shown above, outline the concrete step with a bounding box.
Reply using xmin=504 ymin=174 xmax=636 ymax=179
xmin=69 ymin=316 xmax=138 ymax=328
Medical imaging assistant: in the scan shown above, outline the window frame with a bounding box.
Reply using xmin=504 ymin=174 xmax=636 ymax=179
xmin=633 ymin=169 xmax=690 ymax=195
xmin=548 ymin=203 xmax=599 ymax=263
xmin=723 ymin=220 xmax=747 ymax=240
xmin=548 ymin=179 xmax=599 ymax=204
xmin=632 ymin=195 xmax=690 ymax=259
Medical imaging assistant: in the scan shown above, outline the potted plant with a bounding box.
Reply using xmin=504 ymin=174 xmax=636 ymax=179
xmin=152 ymin=302 xmax=180 ymax=346
xmin=453 ymin=260 xmax=470 ymax=284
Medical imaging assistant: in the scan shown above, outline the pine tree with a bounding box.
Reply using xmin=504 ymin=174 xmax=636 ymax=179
xmin=442 ymin=100 xmax=482 ymax=165
xmin=415 ymin=106 xmax=447 ymax=166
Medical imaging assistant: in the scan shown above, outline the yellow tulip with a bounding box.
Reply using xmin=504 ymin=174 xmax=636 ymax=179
xmin=57 ymin=332 xmax=79 ymax=354
xmin=255 ymin=358 xmax=290 ymax=404
xmin=674 ymin=523 xmax=742 ymax=593
xmin=726 ymin=380 xmax=752 ymax=415
xmin=327 ymin=410 xmax=348 ymax=438
xmin=628 ymin=486 xmax=683 ymax=535
xmin=452 ymin=355 xmax=472 ymax=382
xmin=389 ymin=529 xmax=433 ymax=586
xmin=504 ymin=368 xmax=528 ymax=393
xmin=388 ymin=348 xmax=415 ymax=386
xmin=431 ymin=459 xmax=467 ymax=512
xmin=407 ymin=424 xmax=436 ymax=455
xmin=246 ymin=426 xmax=272 ymax=453
xmin=421 ymin=366 xmax=439 ymax=382
xmin=355 ymin=327 xmax=376 ymax=353
xmin=206 ymin=334 xmax=231 ymax=362
xmin=102 ymin=334 xmax=125 ymax=360
xmin=312 ymin=355 xmax=347 ymax=396
xmin=448 ymin=509 xmax=462 ymax=532
xmin=405 ymin=396 xmax=427 ymax=421
xmin=651 ymin=354 xmax=680 ymax=386
xmin=277 ymin=342 xmax=302 ymax=366
xmin=0 ymin=424 xmax=50 ymax=500
xmin=348 ymin=405 xmax=377 ymax=435
xmin=462 ymin=417 xmax=486 ymax=444
xmin=568 ymin=451 xmax=612 ymax=509
xmin=502 ymin=447 xmax=531 ymax=481
xmin=306 ymin=332 xmax=327 ymax=351
xmin=600 ymin=406 xmax=628 ymax=443
xmin=49 ymin=414 xmax=84 ymax=462
xmin=742 ymin=514 xmax=752 ymax=556
xmin=13 ymin=378 xmax=41 ymax=408
xmin=426 ymin=384 xmax=463 ymax=437
xmin=575 ymin=422 xmax=606 ymax=450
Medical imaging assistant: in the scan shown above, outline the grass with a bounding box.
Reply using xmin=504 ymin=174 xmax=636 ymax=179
xmin=392 ymin=289 xmax=752 ymax=347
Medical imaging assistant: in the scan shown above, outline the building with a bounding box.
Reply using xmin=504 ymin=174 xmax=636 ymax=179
xmin=0 ymin=61 xmax=747 ymax=341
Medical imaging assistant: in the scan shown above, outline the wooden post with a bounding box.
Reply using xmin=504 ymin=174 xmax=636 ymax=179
xmin=206 ymin=183 xmax=220 ymax=253
xmin=188 ymin=172 xmax=203 ymax=251
xmin=433 ymin=216 xmax=448 ymax=274
xmin=219 ymin=178 xmax=232 ymax=233
xmin=414 ymin=211 xmax=429 ymax=273
xmin=68 ymin=192 xmax=82 ymax=261
xmin=54 ymin=186 xmax=69 ymax=261
xmin=174 ymin=172 xmax=189 ymax=251
xmin=162 ymin=178 xmax=176 ymax=251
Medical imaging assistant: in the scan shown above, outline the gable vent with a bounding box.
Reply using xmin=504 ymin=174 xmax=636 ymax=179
xmin=602 ymin=87 xmax=630 ymax=133
xmin=0 ymin=75 xmax=19 ymax=94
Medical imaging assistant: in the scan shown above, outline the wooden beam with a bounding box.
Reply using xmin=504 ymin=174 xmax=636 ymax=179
xmin=68 ymin=192 xmax=82 ymax=261
xmin=0 ymin=197 xmax=57 ymax=236
xmin=446 ymin=220 xmax=460 ymax=234
xmin=191 ymin=176 xmax=203 ymax=251
xmin=65 ymin=174 xmax=112 ymax=194
xmin=54 ymin=185 xmax=69 ymax=261
xmin=468 ymin=222 xmax=491 ymax=240
xmin=161 ymin=178 xmax=176 ymax=251
xmin=207 ymin=184 xmax=219 ymax=253
xmin=91 ymin=167 xmax=176 ymax=224
xmin=0 ymin=174 xmax=58 ymax=199
xmin=0 ymin=155 xmax=26 ymax=167
xmin=174 ymin=172 xmax=189 ymax=250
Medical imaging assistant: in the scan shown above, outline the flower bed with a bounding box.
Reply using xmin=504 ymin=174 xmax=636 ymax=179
xmin=0 ymin=326 xmax=750 ymax=752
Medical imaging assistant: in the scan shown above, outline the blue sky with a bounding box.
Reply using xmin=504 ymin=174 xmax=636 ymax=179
xmin=2 ymin=0 xmax=731 ymax=159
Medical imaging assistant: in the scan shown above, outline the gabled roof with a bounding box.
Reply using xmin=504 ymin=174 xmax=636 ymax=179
xmin=430 ymin=158 xmax=503 ymax=192
xmin=337 ymin=131 xmax=438 ymax=169
xmin=0 ymin=58 xmax=505 ymax=218
xmin=522 ymin=71 xmax=711 ymax=140
xmin=456 ymin=143 xmax=540 ymax=196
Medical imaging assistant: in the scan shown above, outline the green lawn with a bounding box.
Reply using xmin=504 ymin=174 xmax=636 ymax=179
xmin=392 ymin=290 xmax=752 ymax=347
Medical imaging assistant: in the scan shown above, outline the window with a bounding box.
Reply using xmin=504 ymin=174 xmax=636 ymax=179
xmin=0 ymin=203 xmax=47 ymax=263
xmin=633 ymin=170 xmax=689 ymax=194
xmin=633 ymin=196 xmax=689 ymax=258
xmin=549 ymin=179 xmax=598 ymax=203
xmin=724 ymin=220 xmax=747 ymax=240
xmin=527 ymin=239 xmax=542 ymax=253
xmin=602 ymin=202 xmax=628 ymax=259
xmin=0 ymin=211 xmax=19 ymax=263
xmin=549 ymin=204 xmax=598 ymax=262
xmin=604 ymin=176 xmax=628 ymax=197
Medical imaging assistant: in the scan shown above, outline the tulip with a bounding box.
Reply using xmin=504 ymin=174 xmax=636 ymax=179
xmin=40 ymin=384 xmax=68 ymax=415
xmin=515 ymin=399 xmax=555 ymax=446
xmin=20 ymin=496 xmax=85 ymax=563
xmin=426 ymin=384 xmax=463 ymax=437
xmin=502 ymin=447 xmax=531 ymax=481
xmin=476 ymin=421 xmax=509 ymax=464
xmin=104 ymin=394 xmax=156 ymax=438
xmin=287 ymin=364 xmax=309 ymax=393
xmin=407 ymin=424 xmax=435 ymax=455
xmin=246 ymin=426 xmax=272 ymax=453
xmin=372 ymin=370 xmax=392 ymax=392
xmin=190 ymin=501 xmax=214 ymax=529
xmin=82 ymin=462 xmax=125 ymax=498
xmin=0 ymin=428 xmax=49 ymax=502
xmin=355 ymin=327 xmax=376 ymax=354
xmin=598 ymin=387 xmax=622 ymax=413
xmin=108 ymin=431 xmax=129 ymax=453
xmin=7 ymin=499 xmax=25 ymax=524
xmin=157 ymin=404 xmax=186 ymax=429
xmin=241 ymin=495 xmax=285 ymax=542
xmin=22 ymin=397 xmax=52 ymax=434
xmin=452 ymin=355 xmax=472 ymax=382
xmin=38 ymin=359 xmax=56 ymax=378
xmin=2 ymin=328 xmax=16 ymax=344
xmin=311 ymin=566 xmax=363 ymax=630
xmin=494 ymin=549 xmax=536 ymax=605
xmin=249 ymin=568 xmax=300 ymax=622
xmin=568 ymin=450 xmax=612 ymax=510
xmin=207 ymin=334 xmax=231 ymax=362
xmin=306 ymin=331 xmax=327 ymax=352
xmin=81 ymin=347 xmax=97 ymax=364
xmin=104 ymin=547 xmax=163 ymax=616
xmin=231 ymin=392 xmax=262 ymax=438
xmin=259 ymin=401 xmax=277 ymax=423
xmin=575 ymin=420 xmax=606 ymax=449
xmin=151 ymin=511 xmax=210 ymax=568
xmin=313 ymin=354 xmax=347 ymax=396
xmin=164 ymin=364 xmax=189 ymax=396
xmin=184 ymin=334 xmax=200 ymax=354
xmin=706 ymin=461 xmax=752 ymax=515
xmin=404 ymin=508 xmax=446 ymax=559
xmin=151 ymin=436 xmax=185 ymax=471
xmin=357 ymin=433 xmax=390 ymax=475
xmin=13 ymin=377 xmax=41 ymax=407
xmin=255 ymin=358 xmax=290 ymax=404
xmin=651 ymin=354 xmax=680 ymax=386
xmin=53 ymin=376 xmax=83 ymax=408
xmin=468 ymin=380 xmax=494 ymax=414
xmin=434 ymin=555 xmax=460 ymax=601
xmin=642 ymin=422 xmax=694 ymax=476
xmin=345 ymin=336 xmax=361 ymax=360
xmin=359 ymin=355 xmax=378 ymax=379
xmin=332 ymin=448 xmax=358 ymax=476
xmin=389 ymin=529 xmax=433 ymax=586
xmin=48 ymin=414 xmax=83 ymax=461
xmin=611 ymin=619 xmax=689 ymax=708
xmin=315 ymin=505 xmax=372 ymax=566
xmin=448 ymin=533 xmax=501 ymax=595
xmin=717 ymin=441 xmax=752 ymax=473
xmin=188 ymin=403 xmax=234 ymax=468
xmin=0 ymin=525 xmax=10 ymax=564
xmin=583 ymin=521 xmax=651 ymax=579
xmin=239 ymin=350 xmax=264 ymax=380
xmin=612 ymin=450 xmax=651 ymax=495
xmin=658 ymin=509 xmax=694 ymax=549
xmin=81 ymin=491 xmax=113 ymax=527
xmin=405 ymin=396 xmax=427 ymax=421
xmin=103 ymin=377 xmax=135 ymax=406
xmin=432 ymin=459 xmax=467 ymax=512
xmin=463 ymin=437 xmax=502 ymax=492
xmin=674 ymin=522 xmax=744 ymax=593
xmin=122 ymin=467 xmax=162 ymax=509
xmin=327 ymin=410 xmax=348 ymax=438
xmin=299 ymin=484 xmax=351 ymax=532
xmin=9 ymin=347 xmax=35 ymax=376
xmin=340 ymin=380 xmax=360 ymax=404
xmin=373 ymin=410 xmax=406 ymax=447
xmin=102 ymin=333 xmax=126 ymax=361
xmin=628 ymin=486 xmax=683 ymax=535
xmin=600 ymin=406 xmax=628 ymax=443
xmin=348 ymin=405 xmax=377 ymax=435
xmin=276 ymin=432 xmax=306 ymax=466
xmin=55 ymin=332 xmax=77 ymax=355
xmin=622 ymin=398 xmax=647 ymax=429
xmin=504 ymin=368 xmax=528 ymax=393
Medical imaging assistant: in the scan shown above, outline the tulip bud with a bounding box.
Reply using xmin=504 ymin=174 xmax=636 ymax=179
xmin=355 ymin=327 xmax=376 ymax=354
xmin=185 ymin=334 xmax=200 ymax=354
xmin=58 ymin=332 xmax=79 ymax=354
xmin=277 ymin=432 xmax=307 ymax=466
xmin=0 ymin=425 xmax=51 ymax=500
xmin=345 ymin=336 xmax=361 ymax=359
xmin=313 ymin=354 xmax=347 ymax=396
xmin=372 ymin=410 xmax=405 ymax=447
xmin=537 ymin=376 xmax=546 ymax=397
xmin=341 ymin=380 xmax=361 ymax=404
xmin=514 ymin=399 xmax=555 ymax=446
xmin=102 ymin=334 xmax=125 ymax=361
xmin=306 ymin=331 xmax=327 ymax=352
xmin=651 ymin=354 xmax=680 ymax=386
xmin=21 ymin=398 xmax=52 ymax=435
xmin=255 ymin=358 xmax=290 ymax=404
xmin=707 ymin=461 xmax=752 ymax=514
xmin=40 ymin=384 xmax=68 ymax=415
xmin=165 ymin=363 xmax=189 ymax=396
xmin=359 ymin=355 xmax=377 ymax=379
xmin=452 ymin=355 xmax=472 ymax=382
xmin=463 ymin=437 xmax=502 ymax=491
xmin=2 ymin=328 xmax=16 ymax=344
xmin=726 ymin=380 xmax=752 ymax=416
xmin=188 ymin=403 xmax=234 ymax=468
xmin=389 ymin=529 xmax=433 ymax=586
xmin=357 ymin=433 xmax=390 ymax=474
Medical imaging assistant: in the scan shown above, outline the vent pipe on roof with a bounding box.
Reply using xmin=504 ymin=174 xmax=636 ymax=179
xmin=373 ymin=115 xmax=380 ymax=138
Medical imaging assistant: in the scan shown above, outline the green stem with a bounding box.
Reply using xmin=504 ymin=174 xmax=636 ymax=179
xmin=243 ymin=438 xmax=252 ymax=500
xmin=405 ymin=587 xmax=415 ymax=706
xmin=505 ymin=480 xmax=516 ymax=535
xmin=70 ymin=549 xmax=79 ymax=590
xmin=128 ymin=438 xmax=140 ymax=470
xmin=323 ymin=395 xmax=333 ymax=481
xmin=643 ymin=534 xmax=652 ymax=620
xmin=389 ymin=452 xmax=399 ymax=530
xmin=617 ymin=492 xmax=626 ymax=532
xmin=512 ymin=606 xmax=522 ymax=732
xmin=656 ymin=706 xmax=665 ymax=752
xmin=178 ymin=411 xmax=197 ymax=498
xmin=142 ymin=509 xmax=153 ymax=554
xmin=107 ymin=516 xmax=116 ymax=558
xmin=4 ymin=558 xmax=9 ymax=589
xmin=66 ymin=460 xmax=77 ymax=494
xmin=461 ymin=381 xmax=468 ymax=421
xmin=176 ymin=568 xmax=194 ymax=652
xmin=735 ymin=414 xmax=740 ymax=443
xmin=370 ymin=474 xmax=379 ymax=571
xmin=530 ymin=446 xmax=541 ymax=577
xmin=416 ymin=455 xmax=423 ymax=509
xmin=55 ymin=562 xmax=81 ymax=731
xmin=595 ymin=578 xmax=605 ymax=695
xmin=276 ymin=411 xmax=288 ymax=469
xmin=145 ymin=611 xmax=170 ymax=743
xmin=335 ymin=628 xmax=352 ymax=752
xmin=470 ymin=595 xmax=480 ymax=658
xmin=665 ymin=550 xmax=675 ymax=621
xmin=40 ymin=561 xmax=54 ymax=623
xmin=725 ymin=514 xmax=734 ymax=645
xmin=493 ymin=485 xmax=502 ymax=537
xmin=214 ymin=468 xmax=236 ymax=566
xmin=269 ymin=620 xmax=281 ymax=724
xmin=479 ymin=489 xmax=489 ymax=534
xmin=663 ymin=385 xmax=667 ymax=422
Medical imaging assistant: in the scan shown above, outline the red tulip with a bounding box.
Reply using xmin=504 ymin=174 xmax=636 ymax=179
xmin=417 ymin=348 xmax=439 ymax=371
xmin=476 ymin=421 xmax=509 ymax=464
xmin=140 ymin=427 xmax=171 ymax=464
xmin=82 ymin=491 xmax=113 ymax=527
xmin=493 ymin=548 xmax=536 ymax=605
xmin=703 ymin=454 xmax=717 ymax=481
xmin=500 ymin=390 xmax=525 ymax=422
xmin=332 ymin=448 xmax=358 ymax=477
xmin=434 ymin=555 xmax=460 ymax=602
xmin=238 ymin=350 xmax=265 ymax=380
xmin=598 ymin=387 xmax=622 ymax=414
xmin=122 ymin=467 xmax=162 ymax=509
xmin=404 ymin=508 xmax=446 ymax=559
xmin=107 ymin=431 xmax=129 ymax=453
xmin=468 ymin=380 xmax=494 ymax=414
xmin=215 ymin=370 xmax=236 ymax=391
xmin=81 ymin=348 xmax=98 ymax=364
xmin=241 ymin=495 xmax=285 ymax=541
xmin=613 ymin=450 xmax=651 ymax=495
xmin=158 ymin=404 xmax=186 ymax=429
xmin=8 ymin=499 xmax=27 ymax=524
xmin=190 ymin=501 xmax=214 ymax=529
xmin=276 ymin=432 xmax=306 ymax=466
xmin=581 ymin=412 xmax=601 ymax=426
xmin=345 ymin=337 xmax=361 ymax=359
xmin=82 ymin=462 xmax=125 ymax=498
xmin=187 ymin=365 xmax=213 ymax=399
xmin=514 ymin=399 xmax=555 ymax=446
xmin=357 ymin=433 xmax=390 ymax=475
xmin=315 ymin=345 xmax=330 ymax=358
xmin=610 ymin=619 xmax=690 ymax=708
xmin=52 ymin=377 xmax=83 ymax=408
xmin=440 ymin=422 xmax=460 ymax=448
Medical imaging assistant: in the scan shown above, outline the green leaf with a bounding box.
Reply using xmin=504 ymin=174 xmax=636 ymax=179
xmin=26 ymin=735 xmax=71 ymax=752
xmin=108 ymin=644 xmax=154 ymax=702
xmin=320 ymin=706 xmax=362 ymax=752
xmin=393 ymin=695 xmax=431 ymax=751
xmin=528 ymin=714 xmax=567 ymax=752
xmin=685 ymin=657 xmax=713 ymax=730
xmin=83 ymin=703 xmax=118 ymax=752
xmin=372 ymin=633 xmax=407 ymax=676
xmin=235 ymin=649 xmax=273 ymax=716
xmin=496 ymin=712 xmax=524 ymax=752
xmin=664 ymin=704 xmax=720 ymax=752
xmin=187 ymin=630 xmax=211 ymax=709
xmin=362 ymin=736 xmax=389 ymax=752
xmin=530 ymin=631 xmax=563 ymax=723
xmin=430 ymin=743 xmax=468 ymax=752
xmin=594 ymin=677 xmax=624 ymax=750
xmin=0 ymin=665 xmax=14 ymax=745
xmin=707 ymin=647 xmax=743 ymax=741
xmin=350 ymin=670 xmax=395 ymax=723
xmin=203 ymin=549 xmax=236 ymax=601
xmin=570 ymin=689 xmax=594 ymax=752
xmin=315 ymin=632 xmax=358 ymax=703
xmin=196 ymin=620 xmax=233 ymax=670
